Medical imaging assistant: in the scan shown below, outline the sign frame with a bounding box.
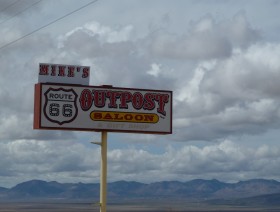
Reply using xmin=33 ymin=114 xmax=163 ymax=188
xmin=34 ymin=83 xmax=172 ymax=134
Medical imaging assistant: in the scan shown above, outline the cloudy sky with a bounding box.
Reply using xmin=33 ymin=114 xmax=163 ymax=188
xmin=1 ymin=0 xmax=280 ymax=188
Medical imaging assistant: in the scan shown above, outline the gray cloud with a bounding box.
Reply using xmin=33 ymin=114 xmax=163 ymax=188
xmin=0 ymin=1 xmax=279 ymax=187
xmin=2 ymin=139 xmax=279 ymax=186
xmin=0 ymin=0 xmax=40 ymax=16
xmin=0 ymin=11 xmax=270 ymax=142
xmin=173 ymin=42 xmax=280 ymax=141
xmin=0 ymin=139 xmax=100 ymax=187
xmin=148 ymin=12 xmax=260 ymax=60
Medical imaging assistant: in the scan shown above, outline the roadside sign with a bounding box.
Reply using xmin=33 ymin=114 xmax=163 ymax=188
xmin=34 ymin=83 xmax=172 ymax=134
xmin=34 ymin=62 xmax=172 ymax=212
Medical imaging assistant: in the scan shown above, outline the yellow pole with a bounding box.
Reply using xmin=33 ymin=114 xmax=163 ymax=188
xmin=100 ymin=131 xmax=107 ymax=212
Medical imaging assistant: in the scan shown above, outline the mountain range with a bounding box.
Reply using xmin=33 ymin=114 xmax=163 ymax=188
xmin=1 ymin=179 xmax=280 ymax=205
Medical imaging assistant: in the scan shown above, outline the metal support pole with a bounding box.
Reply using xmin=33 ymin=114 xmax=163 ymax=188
xmin=100 ymin=131 xmax=107 ymax=212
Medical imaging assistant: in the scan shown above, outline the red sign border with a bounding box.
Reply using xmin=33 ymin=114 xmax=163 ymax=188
xmin=34 ymin=83 xmax=172 ymax=134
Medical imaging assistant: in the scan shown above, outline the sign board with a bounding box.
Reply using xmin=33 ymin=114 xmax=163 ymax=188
xmin=38 ymin=63 xmax=90 ymax=85
xmin=34 ymin=83 xmax=172 ymax=134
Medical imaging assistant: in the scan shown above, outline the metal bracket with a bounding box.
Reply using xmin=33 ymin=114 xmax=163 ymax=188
xmin=91 ymin=141 xmax=102 ymax=146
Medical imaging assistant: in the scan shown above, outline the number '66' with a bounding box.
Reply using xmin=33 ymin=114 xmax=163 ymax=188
xmin=49 ymin=103 xmax=73 ymax=117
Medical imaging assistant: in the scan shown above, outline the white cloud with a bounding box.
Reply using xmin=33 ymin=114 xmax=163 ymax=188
xmin=173 ymin=42 xmax=280 ymax=141
xmin=0 ymin=139 xmax=100 ymax=187
xmin=2 ymin=139 xmax=280 ymax=187
xmin=147 ymin=63 xmax=162 ymax=77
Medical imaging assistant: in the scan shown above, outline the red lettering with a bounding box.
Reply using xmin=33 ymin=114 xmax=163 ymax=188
xmin=80 ymin=89 xmax=169 ymax=116
xmin=51 ymin=65 xmax=56 ymax=76
xmin=82 ymin=67 xmax=89 ymax=78
xmin=39 ymin=64 xmax=49 ymax=75
xmin=132 ymin=92 xmax=144 ymax=110
xmin=135 ymin=114 xmax=143 ymax=121
xmin=58 ymin=66 xmax=66 ymax=76
xmin=144 ymin=115 xmax=154 ymax=122
xmin=93 ymin=90 xmax=106 ymax=108
xmin=79 ymin=89 xmax=93 ymax=111
xmin=124 ymin=114 xmax=133 ymax=120
xmin=155 ymin=94 xmax=169 ymax=116
xmin=143 ymin=93 xmax=155 ymax=110
xmin=119 ymin=92 xmax=132 ymax=109
xmin=68 ymin=66 xmax=75 ymax=77
xmin=94 ymin=112 xmax=102 ymax=119
xmin=106 ymin=91 xmax=120 ymax=108
xmin=114 ymin=113 xmax=123 ymax=120
xmin=104 ymin=113 xmax=113 ymax=120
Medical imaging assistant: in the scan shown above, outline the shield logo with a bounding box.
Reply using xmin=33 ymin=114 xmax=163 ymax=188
xmin=43 ymin=87 xmax=78 ymax=125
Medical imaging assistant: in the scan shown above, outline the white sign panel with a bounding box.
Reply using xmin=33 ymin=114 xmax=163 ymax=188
xmin=34 ymin=83 xmax=172 ymax=134
xmin=38 ymin=63 xmax=90 ymax=85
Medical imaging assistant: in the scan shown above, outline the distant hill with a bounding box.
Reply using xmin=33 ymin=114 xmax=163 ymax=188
xmin=1 ymin=179 xmax=280 ymax=205
xmin=208 ymin=192 xmax=280 ymax=206
xmin=0 ymin=187 xmax=8 ymax=192
xmin=237 ymin=193 xmax=280 ymax=206
xmin=8 ymin=180 xmax=100 ymax=200
xmin=212 ymin=179 xmax=280 ymax=199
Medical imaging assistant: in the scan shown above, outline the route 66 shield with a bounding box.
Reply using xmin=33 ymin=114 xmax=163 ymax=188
xmin=43 ymin=87 xmax=78 ymax=125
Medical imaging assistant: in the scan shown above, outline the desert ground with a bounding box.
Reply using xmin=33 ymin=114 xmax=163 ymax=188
xmin=0 ymin=201 xmax=279 ymax=212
